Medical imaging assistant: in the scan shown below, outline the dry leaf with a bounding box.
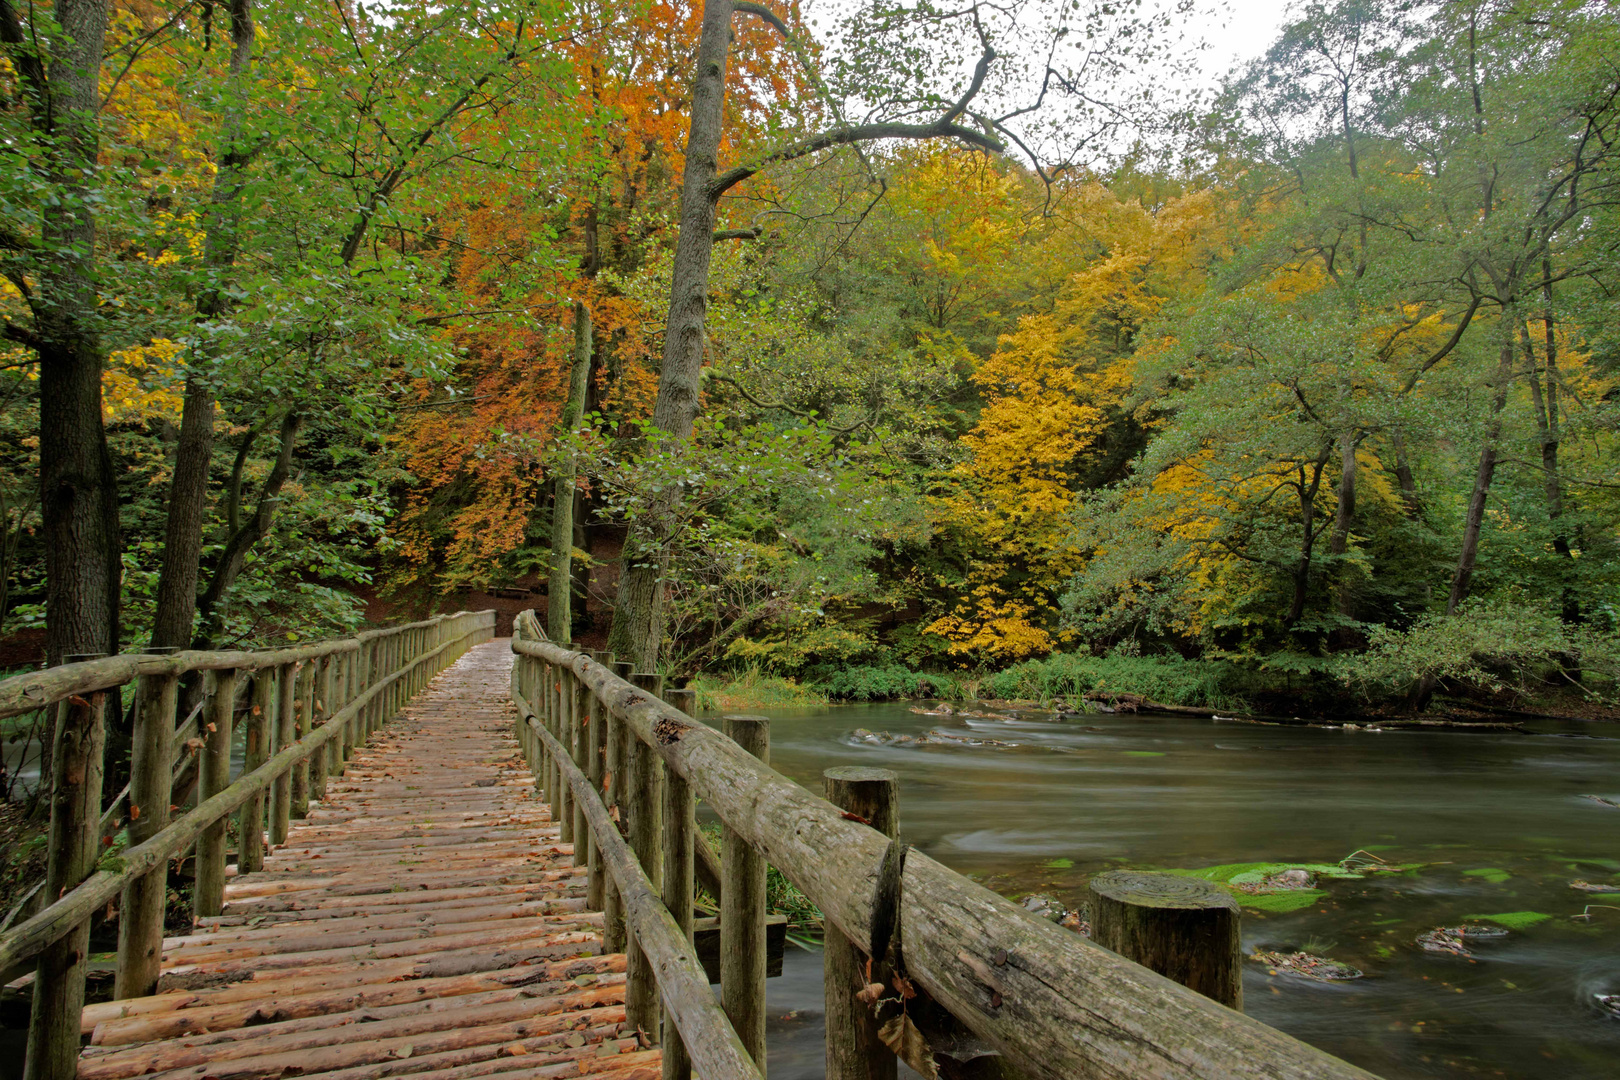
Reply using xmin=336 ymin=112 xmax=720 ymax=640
xmin=856 ymin=982 xmax=887 ymax=1005
xmin=506 ymin=1043 xmax=527 ymax=1056
xmin=878 ymin=1014 xmax=938 ymax=1080
xmin=129 ymin=804 xmax=140 ymax=821
xmin=394 ymin=1045 xmax=414 ymax=1059
xmin=891 ymin=974 xmax=917 ymax=1000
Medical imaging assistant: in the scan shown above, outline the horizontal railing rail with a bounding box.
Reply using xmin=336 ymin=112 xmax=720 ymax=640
xmin=510 ymin=611 xmax=1378 ymax=1080
xmin=5 ymin=608 xmax=497 ymax=1080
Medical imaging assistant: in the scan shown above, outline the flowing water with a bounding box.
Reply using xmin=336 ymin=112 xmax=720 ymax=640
xmin=732 ymin=703 xmax=1620 ymax=1080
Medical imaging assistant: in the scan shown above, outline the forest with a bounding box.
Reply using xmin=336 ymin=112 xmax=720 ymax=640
xmin=2 ymin=0 xmax=1619 ymax=730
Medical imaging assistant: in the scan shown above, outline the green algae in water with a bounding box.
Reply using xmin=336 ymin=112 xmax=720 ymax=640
xmin=1044 ymin=857 xmax=1074 ymax=869
xmin=1467 ymin=911 xmax=1551 ymax=929
xmin=1464 ymin=867 xmax=1513 ymax=884
xmin=1240 ymin=889 xmax=1327 ymax=913
xmin=1122 ymin=750 xmax=1165 ymax=757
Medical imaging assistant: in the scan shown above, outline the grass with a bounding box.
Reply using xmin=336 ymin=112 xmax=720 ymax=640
xmin=697 ymin=822 xmax=824 ymax=947
xmin=801 ymin=652 xmax=1246 ymax=708
xmin=690 ymin=667 xmax=828 ymax=712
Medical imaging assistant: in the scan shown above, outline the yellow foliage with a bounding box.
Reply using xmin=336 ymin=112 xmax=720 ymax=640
xmin=104 ymin=339 xmax=185 ymax=423
xmin=925 ymin=184 xmax=1224 ymax=660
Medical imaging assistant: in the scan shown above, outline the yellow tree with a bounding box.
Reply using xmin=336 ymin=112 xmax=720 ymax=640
xmin=927 ymin=183 xmax=1224 ymax=660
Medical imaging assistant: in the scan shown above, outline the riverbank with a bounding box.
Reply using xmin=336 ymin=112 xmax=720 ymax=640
xmin=690 ymin=653 xmax=1619 ymax=723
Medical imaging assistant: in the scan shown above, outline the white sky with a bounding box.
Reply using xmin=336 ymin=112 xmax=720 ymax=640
xmin=1185 ymin=0 xmax=1297 ymax=81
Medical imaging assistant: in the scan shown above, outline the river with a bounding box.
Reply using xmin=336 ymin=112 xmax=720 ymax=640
xmin=728 ymin=702 xmax=1620 ymax=1080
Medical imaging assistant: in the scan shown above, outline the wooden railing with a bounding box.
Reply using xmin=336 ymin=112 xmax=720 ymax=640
xmin=510 ymin=611 xmax=1380 ymax=1080
xmin=0 ymin=609 xmax=496 ymax=1080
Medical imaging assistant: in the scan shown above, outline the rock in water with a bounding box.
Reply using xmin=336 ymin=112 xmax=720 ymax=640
xmin=1250 ymin=950 xmax=1363 ymax=981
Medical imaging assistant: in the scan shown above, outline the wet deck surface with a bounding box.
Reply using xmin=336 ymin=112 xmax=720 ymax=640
xmin=75 ymin=640 xmax=657 ymax=1080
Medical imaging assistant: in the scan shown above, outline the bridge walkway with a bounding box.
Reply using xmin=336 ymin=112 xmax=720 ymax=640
xmin=73 ymin=641 xmax=657 ymax=1080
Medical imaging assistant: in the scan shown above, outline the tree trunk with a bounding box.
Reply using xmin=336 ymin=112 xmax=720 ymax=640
xmin=6 ymin=0 xmax=118 ymax=669
xmin=1327 ymin=431 xmax=1358 ymax=626
xmin=193 ymin=412 xmax=302 ymax=647
xmin=1444 ymin=320 xmax=1515 ymax=616
xmin=1389 ymin=429 xmax=1421 ymax=517
xmin=1284 ymin=452 xmax=1330 ymax=629
xmin=547 ymin=301 xmax=593 ymax=642
xmin=608 ymin=0 xmax=734 ymax=669
xmin=150 ymin=0 xmax=256 ymax=650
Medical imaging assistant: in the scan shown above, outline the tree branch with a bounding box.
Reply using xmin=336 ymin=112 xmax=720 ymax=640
xmin=709 ymin=116 xmax=1003 ymax=200
xmin=732 ymin=0 xmax=790 ymax=38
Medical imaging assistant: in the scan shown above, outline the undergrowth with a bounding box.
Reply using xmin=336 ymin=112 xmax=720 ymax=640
xmin=801 ymin=653 xmax=1245 ymax=708
xmin=690 ymin=667 xmax=827 ymax=712
xmin=698 ymin=821 xmax=823 ymax=947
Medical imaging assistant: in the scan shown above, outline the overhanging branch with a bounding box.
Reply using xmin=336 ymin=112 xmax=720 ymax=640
xmin=709 ymin=116 xmax=1003 ymax=201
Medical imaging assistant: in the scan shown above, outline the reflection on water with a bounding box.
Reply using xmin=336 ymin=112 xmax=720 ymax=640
xmin=719 ymin=703 xmax=1620 ymax=1080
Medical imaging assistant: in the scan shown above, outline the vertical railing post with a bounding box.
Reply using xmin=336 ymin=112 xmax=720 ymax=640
xmin=291 ymin=660 xmax=312 ymax=819
xmin=662 ymin=685 xmax=697 ymax=1080
xmin=194 ymin=669 xmax=237 ymax=918
xmin=722 ymin=714 xmax=771 ymax=1073
xmin=360 ymin=640 xmax=373 ymax=742
xmin=544 ymin=661 xmax=560 ymax=829
xmin=337 ymin=650 xmax=354 ymax=767
xmin=312 ymin=656 xmax=332 ymax=802
xmin=557 ymin=663 xmax=575 ymax=846
xmin=24 ymin=690 xmax=105 ymax=1080
xmin=601 ymin=654 xmax=626 ymax=953
xmin=824 ymin=767 xmax=900 ymax=1080
xmin=585 ymin=650 xmax=610 ymax=912
xmin=239 ymin=668 xmax=271 ymax=874
xmin=115 ymin=667 xmax=181 ymax=1000
xmin=626 ymin=671 xmax=665 ymax=1038
xmin=570 ymin=656 xmax=588 ymax=866
xmin=270 ymin=663 xmax=295 ymax=846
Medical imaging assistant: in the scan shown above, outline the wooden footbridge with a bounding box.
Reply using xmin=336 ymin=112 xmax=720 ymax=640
xmin=0 ymin=609 xmax=1379 ymax=1080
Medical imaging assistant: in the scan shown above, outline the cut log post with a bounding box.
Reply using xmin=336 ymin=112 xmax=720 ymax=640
xmin=238 ymin=670 xmax=271 ymax=875
xmin=722 ymin=715 xmax=770 ymax=1075
xmin=585 ymin=652 xmax=609 ymax=911
xmin=115 ymin=668 xmax=180 ymax=1000
xmin=292 ymin=660 xmax=313 ymax=818
xmin=337 ymin=651 xmax=355 ymax=767
xmin=270 ymin=663 xmax=296 ymax=846
xmin=557 ymin=664 xmax=574 ymax=845
xmin=1088 ymin=870 xmax=1242 ymax=1011
xmin=662 ymin=686 xmax=697 ymax=1080
xmin=824 ymin=767 xmax=898 ymax=1080
xmin=24 ymin=691 xmax=106 ymax=1080
xmin=194 ymin=669 xmax=236 ymax=918
xmin=626 ymin=672 xmax=665 ymax=1036
xmin=546 ymin=663 xmax=562 ymax=833
xmin=313 ymin=657 xmax=333 ymax=800
xmin=603 ymin=679 xmax=627 ymax=954
xmin=571 ymin=665 xmax=588 ymax=860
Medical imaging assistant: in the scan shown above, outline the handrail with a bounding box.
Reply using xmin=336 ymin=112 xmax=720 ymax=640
xmin=519 ymin=689 xmax=763 ymax=1080
xmin=6 ymin=608 xmax=497 ymax=1080
xmin=0 ymin=633 xmax=419 ymax=722
xmin=510 ymin=620 xmax=1379 ymax=1080
xmin=0 ymin=613 xmax=487 ymax=970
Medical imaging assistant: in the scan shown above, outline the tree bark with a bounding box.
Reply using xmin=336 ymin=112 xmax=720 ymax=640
xmin=150 ymin=0 xmax=256 ymax=650
xmin=1327 ymin=431 xmax=1357 ymax=624
xmin=1444 ymin=318 xmax=1515 ymax=616
xmin=548 ymin=292 xmax=594 ymax=640
xmin=608 ymin=0 xmax=735 ymax=669
xmin=0 ymin=0 xmax=118 ymax=668
xmin=193 ymin=411 xmax=302 ymax=647
xmin=1389 ymin=429 xmax=1421 ymax=517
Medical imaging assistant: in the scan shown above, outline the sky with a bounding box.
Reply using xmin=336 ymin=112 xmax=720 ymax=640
xmin=1166 ymin=0 xmax=1298 ymax=85
xmin=1198 ymin=0 xmax=1296 ymax=74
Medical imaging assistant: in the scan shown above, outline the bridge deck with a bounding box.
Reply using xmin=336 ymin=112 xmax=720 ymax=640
xmin=75 ymin=641 xmax=657 ymax=1080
